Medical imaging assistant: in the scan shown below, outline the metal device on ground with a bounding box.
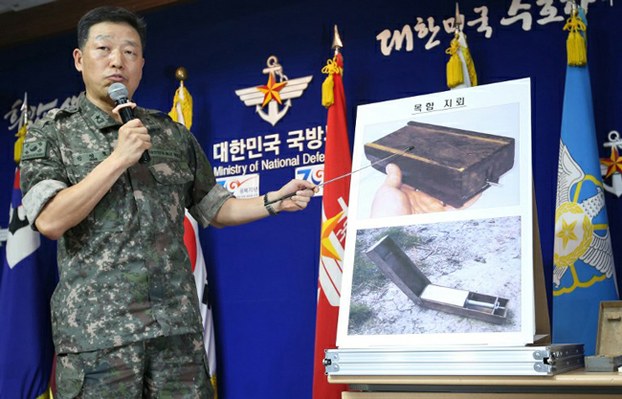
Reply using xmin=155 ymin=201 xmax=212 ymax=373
xmin=366 ymin=235 xmax=509 ymax=324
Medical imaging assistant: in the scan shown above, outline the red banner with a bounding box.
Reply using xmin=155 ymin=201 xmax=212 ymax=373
xmin=312 ymin=52 xmax=350 ymax=399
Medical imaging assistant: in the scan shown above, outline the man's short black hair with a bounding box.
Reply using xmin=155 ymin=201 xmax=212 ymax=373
xmin=77 ymin=6 xmax=147 ymax=51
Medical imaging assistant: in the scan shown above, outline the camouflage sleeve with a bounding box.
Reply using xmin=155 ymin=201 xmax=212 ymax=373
xmin=181 ymin=127 xmax=233 ymax=227
xmin=192 ymin=184 xmax=233 ymax=227
xmin=19 ymin=117 xmax=69 ymax=227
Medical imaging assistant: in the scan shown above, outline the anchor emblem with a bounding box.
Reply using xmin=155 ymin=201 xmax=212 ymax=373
xmin=600 ymin=130 xmax=622 ymax=197
xmin=235 ymin=55 xmax=313 ymax=126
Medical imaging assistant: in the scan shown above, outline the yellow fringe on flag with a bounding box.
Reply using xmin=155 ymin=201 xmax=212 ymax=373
xmin=445 ymin=35 xmax=463 ymax=89
xmin=322 ymin=75 xmax=335 ymax=108
xmin=563 ymin=10 xmax=587 ymax=66
xmin=36 ymin=386 xmax=52 ymax=399
xmin=14 ymin=124 xmax=27 ymax=163
xmin=462 ymin=45 xmax=478 ymax=87
xmin=168 ymin=85 xmax=193 ymax=129
xmin=211 ymin=375 xmax=218 ymax=399
xmin=321 ymin=56 xmax=342 ymax=108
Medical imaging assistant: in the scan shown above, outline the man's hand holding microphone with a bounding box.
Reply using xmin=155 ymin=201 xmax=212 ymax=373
xmin=108 ymin=82 xmax=151 ymax=166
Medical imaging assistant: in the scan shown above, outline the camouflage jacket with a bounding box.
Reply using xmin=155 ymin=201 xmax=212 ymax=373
xmin=19 ymin=93 xmax=232 ymax=353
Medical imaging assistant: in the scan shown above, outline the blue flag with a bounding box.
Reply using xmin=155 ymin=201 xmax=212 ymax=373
xmin=553 ymin=10 xmax=619 ymax=355
xmin=0 ymin=168 xmax=57 ymax=398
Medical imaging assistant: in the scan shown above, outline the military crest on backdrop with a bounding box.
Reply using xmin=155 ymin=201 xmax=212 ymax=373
xmin=601 ymin=131 xmax=622 ymax=197
xmin=235 ymin=56 xmax=313 ymax=126
xmin=212 ymin=55 xmax=323 ymax=197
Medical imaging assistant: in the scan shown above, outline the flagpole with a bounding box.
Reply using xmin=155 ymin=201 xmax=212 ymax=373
xmin=553 ymin=4 xmax=619 ymax=355
xmin=169 ymin=69 xmax=217 ymax=396
xmin=312 ymin=24 xmax=350 ymax=399
xmin=0 ymin=91 xmax=56 ymax=399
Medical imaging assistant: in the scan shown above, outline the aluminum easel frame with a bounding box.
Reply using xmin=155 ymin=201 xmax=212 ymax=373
xmin=324 ymin=344 xmax=584 ymax=376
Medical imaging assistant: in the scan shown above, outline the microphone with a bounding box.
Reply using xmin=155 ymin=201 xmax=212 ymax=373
xmin=108 ymin=82 xmax=150 ymax=164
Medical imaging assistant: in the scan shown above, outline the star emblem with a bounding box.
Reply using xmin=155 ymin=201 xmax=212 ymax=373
xmin=235 ymin=55 xmax=313 ymax=126
xmin=320 ymin=211 xmax=344 ymax=261
xmin=556 ymin=218 xmax=578 ymax=249
xmin=553 ymin=142 xmax=615 ymax=292
xmin=257 ymin=72 xmax=287 ymax=108
xmin=601 ymin=146 xmax=622 ymax=178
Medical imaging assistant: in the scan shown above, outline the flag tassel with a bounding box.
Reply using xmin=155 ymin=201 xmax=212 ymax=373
xmin=564 ymin=11 xmax=587 ymax=66
xmin=321 ymin=74 xmax=335 ymax=108
xmin=14 ymin=124 xmax=27 ymax=163
xmin=446 ymin=35 xmax=464 ymax=89
xmin=321 ymin=56 xmax=342 ymax=108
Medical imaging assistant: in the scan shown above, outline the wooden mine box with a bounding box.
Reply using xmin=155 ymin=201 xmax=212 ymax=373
xmin=364 ymin=121 xmax=515 ymax=207
xmin=585 ymin=301 xmax=622 ymax=372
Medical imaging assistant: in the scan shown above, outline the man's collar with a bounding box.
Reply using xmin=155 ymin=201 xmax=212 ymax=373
xmin=78 ymin=92 xmax=119 ymax=130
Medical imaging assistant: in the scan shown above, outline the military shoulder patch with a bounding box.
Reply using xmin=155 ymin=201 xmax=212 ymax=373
xmin=21 ymin=141 xmax=48 ymax=160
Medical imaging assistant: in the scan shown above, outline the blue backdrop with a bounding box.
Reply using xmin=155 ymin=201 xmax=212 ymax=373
xmin=2 ymin=1 xmax=622 ymax=398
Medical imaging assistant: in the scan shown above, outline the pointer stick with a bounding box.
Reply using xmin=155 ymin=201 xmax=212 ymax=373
xmin=264 ymin=145 xmax=415 ymax=205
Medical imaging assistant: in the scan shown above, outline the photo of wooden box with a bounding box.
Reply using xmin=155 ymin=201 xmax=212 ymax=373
xmin=585 ymin=301 xmax=622 ymax=372
xmin=364 ymin=121 xmax=515 ymax=208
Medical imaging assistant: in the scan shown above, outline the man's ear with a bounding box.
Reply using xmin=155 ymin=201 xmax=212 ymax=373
xmin=73 ymin=48 xmax=83 ymax=72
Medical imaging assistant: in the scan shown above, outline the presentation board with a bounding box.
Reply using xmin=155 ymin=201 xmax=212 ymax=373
xmin=337 ymin=78 xmax=534 ymax=348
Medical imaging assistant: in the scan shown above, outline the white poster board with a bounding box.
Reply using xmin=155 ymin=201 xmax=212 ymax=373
xmin=337 ymin=78 xmax=534 ymax=348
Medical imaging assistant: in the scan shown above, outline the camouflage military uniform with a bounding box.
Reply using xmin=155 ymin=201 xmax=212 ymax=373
xmin=19 ymin=93 xmax=231 ymax=396
xmin=55 ymin=332 xmax=212 ymax=398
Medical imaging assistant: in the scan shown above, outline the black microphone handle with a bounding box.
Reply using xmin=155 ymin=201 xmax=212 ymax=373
xmin=139 ymin=148 xmax=151 ymax=164
xmin=117 ymin=106 xmax=134 ymax=124
xmin=118 ymin=105 xmax=150 ymax=164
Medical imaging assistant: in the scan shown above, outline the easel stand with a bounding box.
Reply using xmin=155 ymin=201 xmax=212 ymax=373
xmin=326 ymin=199 xmax=622 ymax=397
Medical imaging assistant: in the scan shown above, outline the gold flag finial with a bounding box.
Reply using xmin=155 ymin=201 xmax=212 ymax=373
xmin=20 ymin=92 xmax=28 ymax=126
xmin=455 ymin=2 xmax=462 ymax=33
xmin=323 ymin=26 xmax=344 ymax=108
xmin=332 ymin=25 xmax=343 ymax=54
xmin=175 ymin=66 xmax=188 ymax=83
xmin=570 ymin=0 xmax=578 ymax=13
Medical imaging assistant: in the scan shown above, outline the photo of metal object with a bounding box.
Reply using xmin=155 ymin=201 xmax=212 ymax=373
xmin=366 ymin=235 xmax=509 ymax=324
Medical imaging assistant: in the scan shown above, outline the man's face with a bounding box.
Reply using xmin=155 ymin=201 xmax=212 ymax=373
xmin=73 ymin=21 xmax=144 ymax=112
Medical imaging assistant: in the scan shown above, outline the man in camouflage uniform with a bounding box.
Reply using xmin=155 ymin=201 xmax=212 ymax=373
xmin=19 ymin=6 xmax=315 ymax=398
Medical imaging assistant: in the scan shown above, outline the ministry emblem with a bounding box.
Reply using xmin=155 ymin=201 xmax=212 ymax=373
xmin=235 ymin=55 xmax=312 ymax=126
